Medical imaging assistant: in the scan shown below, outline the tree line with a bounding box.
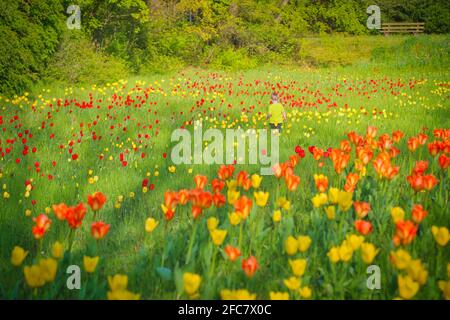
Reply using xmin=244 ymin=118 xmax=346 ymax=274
xmin=1 ymin=0 xmax=449 ymax=96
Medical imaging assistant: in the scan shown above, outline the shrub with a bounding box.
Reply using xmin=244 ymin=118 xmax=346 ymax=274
xmin=45 ymin=33 xmax=128 ymax=85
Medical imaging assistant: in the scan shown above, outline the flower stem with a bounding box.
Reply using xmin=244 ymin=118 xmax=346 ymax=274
xmin=186 ymin=220 xmax=198 ymax=264
xmin=209 ymin=245 xmax=218 ymax=278
xmin=238 ymin=222 xmax=243 ymax=250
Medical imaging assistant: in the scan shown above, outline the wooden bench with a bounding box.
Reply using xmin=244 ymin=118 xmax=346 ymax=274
xmin=381 ymin=22 xmax=425 ymax=35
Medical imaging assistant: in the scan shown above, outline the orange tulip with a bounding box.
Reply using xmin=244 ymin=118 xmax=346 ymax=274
xmin=285 ymin=173 xmax=300 ymax=191
xmin=87 ymin=192 xmax=107 ymax=211
xmin=177 ymin=189 xmax=190 ymax=205
xmin=272 ymin=163 xmax=283 ymax=178
xmin=330 ymin=149 xmax=350 ymax=174
xmin=289 ymin=154 xmax=300 ymax=167
xmin=340 ymin=140 xmax=352 ymax=153
xmin=423 ymin=174 xmax=438 ymax=191
xmin=224 ymin=245 xmax=241 ymax=262
xmin=234 ymin=196 xmax=253 ymax=219
xmin=236 ymin=171 xmax=249 ymax=187
xmin=433 ymin=128 xmax=450 ymax=139
xmin=32 ymin=214 xmax=52 ymax=239
xmin=354 ymin=220 xmax=372 ymax=235
xmin=407 ymin=137 xmax=419 ymax=152
xmin=348 ymin=131 xmax=363 ymax=146
xmin=438 ymin=154 xmax=450 ymax=170
xmin=407 ymin=174 xmax=425 ymax=192
xmin=392 ymin=130 xmax=404 ymax=143
xmin=411 ymin=204 xmax=427 ymax=224
xmin=52 ymin=203 xmax=69 ymax=220
xmin=213 ymin=193 xmax=226 ymax=208
xmin=91 ymin=221 xmax=110 ymax=240
xmin=194 ymin=175 xmax=208 ymax=189
xmin=191 ymin=206 xmax=202 ymax=219
xmin=417 ymin=133 xmax=428 ymax=145
xmin=242 ymin=256 xmax=259 ymax=278
xmin=65 ymin=203 xmax=87 ymax=229
xmin=427 ymin=141 xmax=442 ymax=157
xmin=312 ymin=147 xmax=324 ymax=161
xmin=413 ymin=161 xmax=428 ymax=175
xmin=393 ymin=220 xmax=417 ymax=246
xmin=242 ymin=178 xmax=252 ymax=191
xmin=164 ymin=191 xmax=179 ymax=209
xmin=384 ymin=164 xmax=399 ymax=180
xmin=217 ymin=164 xmax=235 ymax=180
xmin=353 ymin=201 xmax=371 ymax=219
xmin=366 ymin=126 xmax=378 ymax=139
xmin=378 ymin=134 xmax=393 ymax=150
xmin=190 ymin=189 xmax=213 ymax=219
xmin=314 ymin=174 xmax=328 ymax=193
xmin=211 ymin=178 xmax=225 ymax=193
xmin=343 ymin=173 xmax=359 ymax=192
xmin=389 ymin=146 xmax=401 ymax=158
xmin=356 ymin=146 xmax=373 ymax=165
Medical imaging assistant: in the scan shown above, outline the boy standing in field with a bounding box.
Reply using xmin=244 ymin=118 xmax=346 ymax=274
xmin=267 ymin=92 xmax=286 ymax=132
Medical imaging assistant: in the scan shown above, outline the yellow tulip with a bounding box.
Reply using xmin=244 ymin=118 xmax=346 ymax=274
xmin=269 ymin=291 xmax=290 ymax=300
xmin=251 ymin=174 xmax=262 ymax=189
xmin=299 ymin=286 xmax=312 ymax=299
xmin=227 ymin=189 xmax=240 ymax=205
xmin=107 ymin=290 xmax=140 ymax=300
xmin=438 ymin=280 xmax=450 ymax=300
xmin=327 ymin=246 xmax=340 ymax=263
xmin=297 ymin=235 xmax=312 ymax=252
xmin=325 ymin=206 xmax=335 ymax=220
xmin=51 ymin=241 xmax=64 ymax=259
xmin=431 ymin=226 xmax=449 ymax=246
xmin=272 ymin=210 xmax=282 ymax=223
xmin=226 ymin=179 xmax=237 ymax=190
xmin=390 ymin=249 xmax=412 ymax=270
xmin=210 ymin=229 xmax=227 ymax=246
xmin=207 ymin=217 xmax=219 ymax=231
xmin=108 ymin=274 xmax=128 ymax=291
xmin=254 ymin=191 xmax=269 ymax=207
xmin=228 ymin=212 xmax=241 ymax=226
xmin=391 ymin=207 xmax=405 ymax=223
xmin=145 ymin=218 xmax=159 ymax=233
xmin=345 ymin=234 xmax=364 ymax=250
xmin=221 ymin=289 xmax=256 ymax=300
xmin=328 ymin=187 xmax=340 ymax=204
xmin=338 ymin=243 xmax=353 ymax=262
xmin=11 ymin=246 xmax=28 ymax=267
xmin=284 ymin=277 xmax=301 ymax=290
xmin=84 ymin=256 xmax=99 ymax=273
xmin=360 ymin=242 xmax=379 ymax=264
xmin=398 ymin=275 xmax=419 ymax=300
xmin=39 ymin=258 xmax=57 ymax=282
xmin=289 ymin=259 xmax=307 ymax=277
xmin=337 ymin=191 xmax=353 ymax=211
xmin=24 ymin=265 xmax=45 ymax=288
xmin=284 ymin=236 xmax=298 ymax=255
xmin=406 ymin=259 xmax=428 ymax=285
xmin=183 ymin=272 xmax=201 ymax=296
xmin=311 ymin=193 xmax=328 ymax=208
xmin=276 ymin=196 xmax=291 ymax=210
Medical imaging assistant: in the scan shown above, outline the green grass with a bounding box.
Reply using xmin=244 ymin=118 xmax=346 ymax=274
xmin=0 ymin=35 xmax=449 ymax=300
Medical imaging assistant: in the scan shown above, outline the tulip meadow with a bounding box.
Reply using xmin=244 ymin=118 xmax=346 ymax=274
xmin=0 ymin=66 xmax=449 ymax=300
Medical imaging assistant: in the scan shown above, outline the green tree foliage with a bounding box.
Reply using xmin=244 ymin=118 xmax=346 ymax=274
xmin=0 ymin=0 xmax=64 ymax=96
xmin=1 ymin=0 xmax=449 ymax=96
xmin=376 ymin=0 xmax=450 ymax=33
